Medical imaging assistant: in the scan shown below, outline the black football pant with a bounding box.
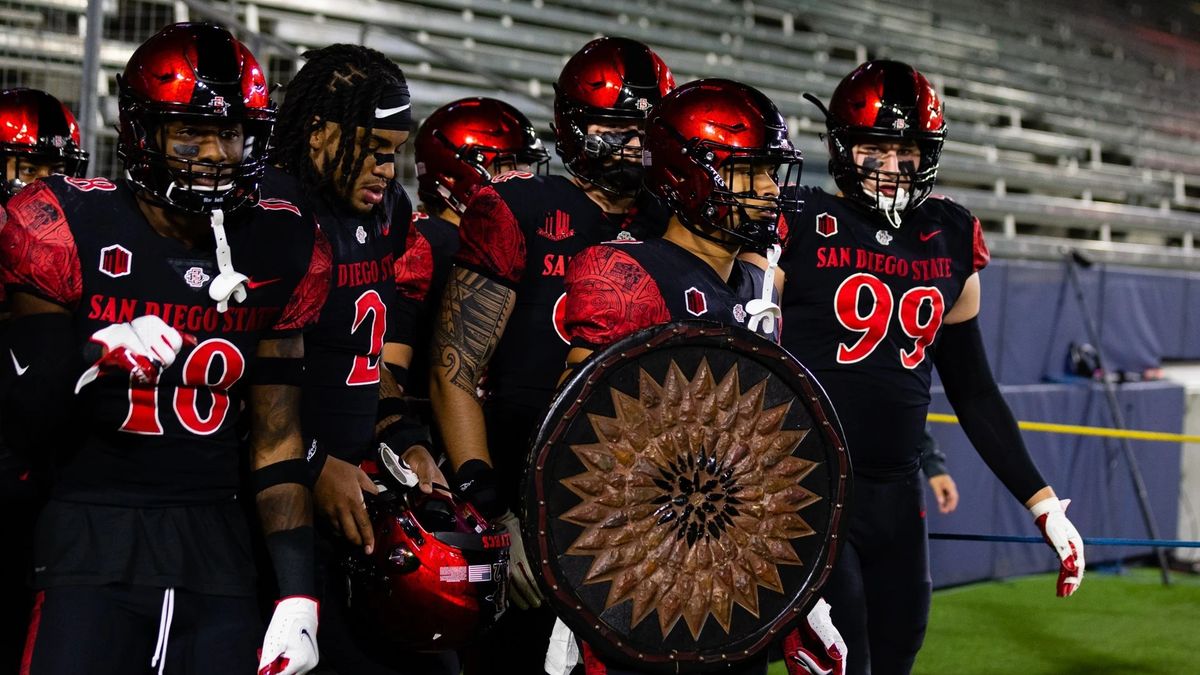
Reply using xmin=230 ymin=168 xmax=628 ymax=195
xmin=1 ymin=469 xmax=41 ymax=675
xmin=22 ymin=584 xmax=260 ymax=674
xmin=822 ymin=473 xmax=931 ymax=675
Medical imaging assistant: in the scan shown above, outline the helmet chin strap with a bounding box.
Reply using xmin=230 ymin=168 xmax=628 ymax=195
xmin=863 ymin=185 xmax=910 ymax=228
xmin=206 ymin=209 xmax=248 ymax=313
xmin=746 ymin=243 xmax=782 ymax=335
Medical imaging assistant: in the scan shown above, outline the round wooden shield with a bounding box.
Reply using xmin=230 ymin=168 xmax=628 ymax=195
xmin=524 ymin=321 xmax=850 ymax=672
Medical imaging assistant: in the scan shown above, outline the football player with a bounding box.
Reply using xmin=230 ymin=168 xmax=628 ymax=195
xmin=558 ymin=77 xmax=843 ymax=675
xmin=265 ymin=43 xmax=451 ymax=675
xmin=1 ymin=24 xmax=327 ymax=675
xmin=0 ymin=85 xmax=88 ymax=675
xmin=428 ymin=36 xmax=674 ymax=674
xmin=0 ymin=88 xmax=88 ymax=204
xmin=393 ymin=96 xmax=550 ymax=399
xmin=777 ymin=60 xmax=1084 ymax=675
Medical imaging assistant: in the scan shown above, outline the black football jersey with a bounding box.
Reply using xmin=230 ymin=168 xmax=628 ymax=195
xmin=0 ymin=175 xmax=331 ymax=505
xmin=778 ymin=186 xmax=989 ymax=477
xmin=564 ymin=238 xmax=778 ymax=348
xmin=393 ymin=210 xmax=459 ymax=398
xmin=261 ymin=168 xmax=413 ymax=461
xmin=453 ymin=172 xmax=668 ymax=410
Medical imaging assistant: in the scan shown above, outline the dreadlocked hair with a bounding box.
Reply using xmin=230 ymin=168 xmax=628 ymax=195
xmin=272 ymin=44 xmax=408 ymax=195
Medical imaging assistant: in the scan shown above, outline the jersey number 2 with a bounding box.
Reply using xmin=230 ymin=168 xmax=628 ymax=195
xmin=120 ymin=339 xmax=246 ymax=435
xmin=347 ymin=290 xmax=386 ymax=386
xmin=834 ymin=273 xmax=945 ymax=369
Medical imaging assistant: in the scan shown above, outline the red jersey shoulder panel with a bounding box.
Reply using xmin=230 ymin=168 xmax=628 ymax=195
xmin=0 ymin=180 xmax=82 ymax=307
xmin=454 ymin=185 xmax=525 ymax=286
xmin=971 ymin=217 xmax=990 ymax=273
xmin=564 ymin=244 xmax=670 ymax=349
xmin=273 ymin=223 xmax=332 ymax=333
xmin=394 ymin=217 xmax=434 ymax=302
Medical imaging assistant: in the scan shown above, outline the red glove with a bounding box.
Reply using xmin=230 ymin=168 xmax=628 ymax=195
xmin=1030 ymin=497 xmax=1085 ymax=597
xmin=783 ymin=597 xmax=846 ymax=675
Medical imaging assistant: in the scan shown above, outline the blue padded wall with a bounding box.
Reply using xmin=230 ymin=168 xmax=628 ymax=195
xmin=925 ymin=381 xmax=1184 ymax=588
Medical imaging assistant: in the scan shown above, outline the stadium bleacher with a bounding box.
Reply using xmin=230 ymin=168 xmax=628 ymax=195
xmin=1 ymin=0 xmax=1198 ymax=268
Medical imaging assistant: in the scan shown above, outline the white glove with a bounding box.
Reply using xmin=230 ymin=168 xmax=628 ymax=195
xmin=76 ymin=315 xmax=194 ymax=393
xmin=258 ymin=596 xmax=319 ymax=675
xmin=1030 ymin=497 xmax=1085 ymax=597
xmin=497 ymin=510 xmax=543 ymax=610
xmin=784 ymin=597 xmax=846 ymax=675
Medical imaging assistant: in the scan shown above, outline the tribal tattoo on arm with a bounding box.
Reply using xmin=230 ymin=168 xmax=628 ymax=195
xmin=432 ymin=267 xmax=517 ymax=397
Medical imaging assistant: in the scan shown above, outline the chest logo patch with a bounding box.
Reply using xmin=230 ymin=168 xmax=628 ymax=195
xmin=183 ymin=266 xmax=211 ymax=288
xmin=816 ymin=212 xmax=838 ymax=238
xmin=615 ymin=230 xmax=636 ymax=241
xmin=538 ymin=210 xmax=575 ymax=242
xmin=732 ymin=303 xmax=747 ymax=323
xmin=99 ymin=245 xmax=132 ymax=278
xmin=875 ymin=230 xmax=893 ymax=246
xmin=920 ymin=229 xmax=942 ymax=241
xmin=355 ymin=225 xmax=368 ymax=244
xmin=684 ymin=287 xmax=708 ymax=317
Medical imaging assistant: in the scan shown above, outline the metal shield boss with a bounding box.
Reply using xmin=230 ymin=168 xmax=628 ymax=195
xmin=525 ymin=322 xmax=850 ymax=672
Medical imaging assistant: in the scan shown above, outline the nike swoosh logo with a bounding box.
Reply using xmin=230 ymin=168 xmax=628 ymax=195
xmin=246 ymin=277 xmax=282 ymax=289
xmin=919 ymin=229 xmax=942 ymax=241
xmin=375 ymin=104 xmax=411 ymax=118
xmin=10 ymin=349 xmax=28 ymax=376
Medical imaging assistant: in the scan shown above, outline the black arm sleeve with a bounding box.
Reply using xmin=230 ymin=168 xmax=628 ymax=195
xmin=933 ymin=317 xmax=1046 ymax=503
xmin=918 ymin=425 xmax=948 ymax=477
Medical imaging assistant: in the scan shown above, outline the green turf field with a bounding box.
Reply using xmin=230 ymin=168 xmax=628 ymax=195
xmin=768 ymin=566 xmax=1200 ymax=674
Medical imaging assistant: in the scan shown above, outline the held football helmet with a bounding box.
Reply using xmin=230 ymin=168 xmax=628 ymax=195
xmin=117 ymin=22 xmax=274 ymax=214
xmin=414 ymin=97 xmax=550 ymax=215
xmin=818 ymin=60 xmax=945 ymax=227
xmin=643 ymin=79 xmax=803 ymax=249
xmin=553 ymin=36 xmax=674 ymax=197
xmin=0 ymin=88 xmax=88 ymax=203
xmin=341 ymin=481 xmax=511 ymax=655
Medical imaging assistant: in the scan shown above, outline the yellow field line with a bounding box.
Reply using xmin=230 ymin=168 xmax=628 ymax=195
xmin=926 ymin=413 xmax=1200 ymax=444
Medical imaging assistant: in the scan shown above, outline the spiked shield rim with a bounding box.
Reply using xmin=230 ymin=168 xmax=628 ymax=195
xmin=524 ymin=321 xmax=850 ymax=672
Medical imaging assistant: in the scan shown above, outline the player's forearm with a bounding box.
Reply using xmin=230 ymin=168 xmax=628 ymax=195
xmin=429 ymin=266 xmax=516 ymax=470
xmin=376 ymin=357 xmax=433 ymax=455
xmin=430 ymin=373 xmax=492 ymax=469
xmin=248 ymin=377 xmax=316 ymax=598
xmin=248 ymin=382 xmax=306 ymax=467
xmin=935 ymin=317 xmax=1047 ymax=503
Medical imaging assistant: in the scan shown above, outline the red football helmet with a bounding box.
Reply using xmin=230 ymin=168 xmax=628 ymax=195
xmin=643 ymin=79 xmax=803 ymax=249
xmin=342 ymin=484 xmax=510 ymax=655
xmin=117 ymin=22 xmax=274 ymax=214
xmin=554 ymin=37 xmax=674 ymax=197
xmin=822 ymin=60 xmax=946 ymax=226
xmin=0 ymin=88 xmax=87 ymax=203
xmin=414 ymin=97 xmax=549 ymax=215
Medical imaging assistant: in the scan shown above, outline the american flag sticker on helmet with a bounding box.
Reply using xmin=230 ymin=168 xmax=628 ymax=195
xmin=439 ymin=565 xmax=494 ymax=583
